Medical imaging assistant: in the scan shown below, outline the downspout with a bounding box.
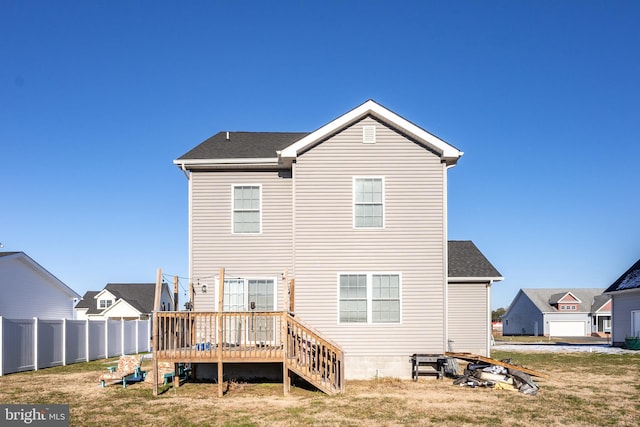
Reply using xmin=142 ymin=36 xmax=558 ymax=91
xmin=177 ymin=162 xmax=193 ymax=309
xmin=486 ymin=280 xmax=494 ymax=356
xmin=443 ymin=161 xmax=449 ymax=353
xmin=180 ymin=163 xmax=190 ymax=180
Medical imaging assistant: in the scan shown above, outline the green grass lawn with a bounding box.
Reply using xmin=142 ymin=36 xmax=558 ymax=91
xmin=0 ymin=351 xmax=638 ymax=426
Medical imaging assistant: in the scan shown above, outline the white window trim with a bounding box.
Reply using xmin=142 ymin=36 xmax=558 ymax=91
xmin=632 ymin=310 xmax=640 ymax=337
xmin=231 ymin=184 xmax=262 ymax=234
xmin=352 ymin=177 xmax=385 ymax=229
xmin=98 ymin=299 xmax=113 ymax=310
xmin=337 ymin=272 xmax=402 ymax=324
xmin=214 ymin=276 xmax=277 ymax=311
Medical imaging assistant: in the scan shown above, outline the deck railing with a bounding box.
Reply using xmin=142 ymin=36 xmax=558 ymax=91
xmin=154 ymin=311 xmax=343 ymax=394
xmin=285 ymin=314 xmax=344 ymax=394
xmin=155 ymin=311 xmax=284 ymax=362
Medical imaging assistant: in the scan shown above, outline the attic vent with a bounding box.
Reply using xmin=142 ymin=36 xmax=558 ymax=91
xmin=363 ymin=126 xmax=376 ymax=144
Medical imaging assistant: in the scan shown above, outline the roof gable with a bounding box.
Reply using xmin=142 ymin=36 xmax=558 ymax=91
xmin=104 ymin=283 xmax=158 ymax=313
xmin=174 ymin=100 xmax=464 ymax=171
xmin=549 ymin=291 xmax=581 ymax=304
xmin=280 ymin=100 xmax=463 ymax=166
xmin=99 ymin=298 xmax=141 ymax=317
xmin=0 ymin=251 xmax=80 ymax=299
xmin=605 ymin=259 xmax=640 ymax=293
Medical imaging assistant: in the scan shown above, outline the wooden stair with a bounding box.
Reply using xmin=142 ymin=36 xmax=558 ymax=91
xmin=284 ymin=314 xmax=344 ymax=395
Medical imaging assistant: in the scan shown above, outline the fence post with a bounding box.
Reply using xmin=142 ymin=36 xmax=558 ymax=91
xmin=62 ymin=318 xmax=67 ymax=366
xmin=121 ymin=319 xmax=125 ymax=356
xmin=104 ymin=319 xmax=108 ymax=359
xmin=147 ymin=317 xmax=152 ymax=352
xmin=136 ymin=318 xmax=140 ymax=354
xmin=85 ymin=320 xmax=90 ymax=362
xmin=33 ymin=317 xmax=38 ymax=371
xmin=0 ymin=316 xmax=4 ymax=376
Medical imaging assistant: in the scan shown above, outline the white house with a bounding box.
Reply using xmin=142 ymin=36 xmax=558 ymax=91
xmin=502 ymin=288 xmax=611 ymax=337
xmin=75 ymin=283 xmax=174 ymax=320
xmin=0 ymin=252 xmax=80 ymax=319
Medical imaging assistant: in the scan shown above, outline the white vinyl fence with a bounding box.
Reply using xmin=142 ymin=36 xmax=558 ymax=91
xmin=0 ymin=317 xmax=151 ymax=376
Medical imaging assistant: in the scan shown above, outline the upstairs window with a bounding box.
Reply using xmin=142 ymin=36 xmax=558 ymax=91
xmin=233 ymin=185 xmax=261 ymax=233
xmin=353 ymin=177 xmax=384 ymax=228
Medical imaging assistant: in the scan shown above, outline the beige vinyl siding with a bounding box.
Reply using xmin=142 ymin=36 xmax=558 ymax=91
xmin=293 ymin=116 xmax=447 ymax=360
xmin=190 ymin=170 xmax=293 ymax=311
xmin=447 ymin=282 xmax=490 ymax=356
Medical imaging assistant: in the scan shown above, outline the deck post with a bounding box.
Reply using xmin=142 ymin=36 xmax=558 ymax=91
xmin=282 ymin=312 xmax=289 ymax=396
xmin=217 ymin=268 xmax=225 ymax=397
xmin=152 ymin=268 xmax=162 ymax=397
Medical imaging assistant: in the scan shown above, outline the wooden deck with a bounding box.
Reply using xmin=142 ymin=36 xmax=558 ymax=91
xmin=153 ymin=311 xmax=344 ymax=396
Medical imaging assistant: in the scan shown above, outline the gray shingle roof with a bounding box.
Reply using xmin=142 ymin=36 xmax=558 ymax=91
xmin=74 ymin=291 xmax=100 ymax=314
xmin=176 ymin=132 xmax=309 ymax=160
xmin=448 ymin=241 xmax=502 ymax=279
xmin=104 ymin=283 xmax=158 ymax=313
xmin=519 ymin=288 xmax=609 ymax=313
xmin=76 ymin=283 xmax=165 ymax=315
xmin=604 ymin=259 xmax=640 ymax=293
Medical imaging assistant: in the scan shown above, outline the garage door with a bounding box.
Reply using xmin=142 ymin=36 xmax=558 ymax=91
xmin=549 ymin=321 xmax=585 ymax=336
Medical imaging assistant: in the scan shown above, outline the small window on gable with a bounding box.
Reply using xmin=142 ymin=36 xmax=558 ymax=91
xmin=99 ymin=299 xmax=113 ymax=309
xmin=363 ymin=126 xmax=376 ymax=144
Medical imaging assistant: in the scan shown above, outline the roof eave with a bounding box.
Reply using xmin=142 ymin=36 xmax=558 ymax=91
xmin=173 ymin=158 xmax=281 ymax=171
xmin=448 ymin=276 xmax=504 ymax=283
xmin=604 ymin=287 xmax=640 ymax=295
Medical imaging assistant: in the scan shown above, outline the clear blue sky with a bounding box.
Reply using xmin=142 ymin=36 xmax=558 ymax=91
xmin=1 ymin=1 xmax=639 ymax=310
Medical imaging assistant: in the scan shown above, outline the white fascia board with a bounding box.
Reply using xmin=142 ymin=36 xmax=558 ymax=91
xmin=100 ymin=299 xmax=141 ymax=316
xmin=448 ymin=276 xmax=504 ymax=283
xmin=94 ymin=289 xmax=116 ymax=300
xmin=280 ymin=100 xmax=463 ymax=164
xmin=173 ymin=158 xmax=280 ymax=170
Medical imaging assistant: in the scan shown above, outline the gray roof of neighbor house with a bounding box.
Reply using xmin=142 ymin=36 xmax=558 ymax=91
xmin=518 ymin=288 xmax=609 ymax=314
xmin=604 ymin=258 xmax=640 ymax=293
xmin=74 ymin=291 xmax=100 ymax=314
xmin=176 ymin=132 xmax=309 ymax=160
xmin=75 ymin=283 xmax=166 ymax=315
xmin=448 ymin=241 xmax=503 ymax=279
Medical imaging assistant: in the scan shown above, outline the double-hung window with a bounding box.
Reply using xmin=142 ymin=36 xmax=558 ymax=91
xmin=99 ymin=299 xmax=112 ymax=309
xmin=233 ymin=185 xmax=261 ymax=233
xmin=339 ymin=273 xmax=400 ymax=324
xmin=354 ymin=177 xmax=384 ymax=228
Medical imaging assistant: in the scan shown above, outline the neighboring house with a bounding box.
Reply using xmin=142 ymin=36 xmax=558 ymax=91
xmin=502 ymin=288 xmax=611 ymax=337
xmin=0 ymin=251 xmax=80 ymax=319
xmin=173 ymin=99 xmax=502 ymax=379
xmin=75 ymin=283 xmax=173 ymax=320
xmin=604 ymin=259 xmax=640 ymax=346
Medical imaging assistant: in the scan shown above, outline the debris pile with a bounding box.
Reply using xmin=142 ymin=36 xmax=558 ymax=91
xmin=453 ymin=360 xmax=539 ymax=395
xmin=445 ymin=352 xmax=548 ymax=396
